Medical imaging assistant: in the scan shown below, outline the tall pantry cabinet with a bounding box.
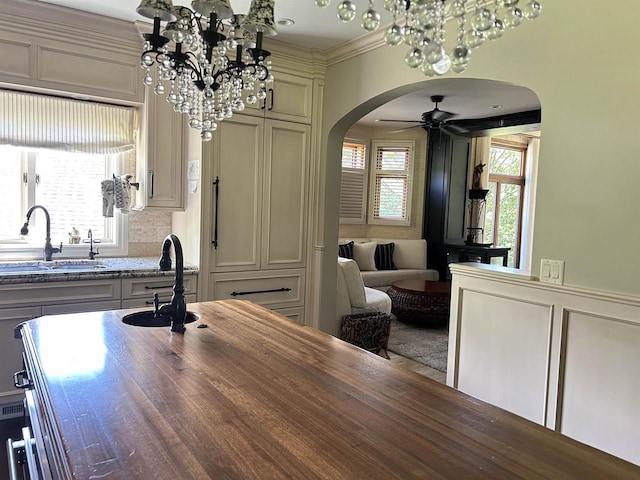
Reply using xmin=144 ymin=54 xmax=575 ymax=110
xmin=198 ymin=59 xmax=316 ymax=324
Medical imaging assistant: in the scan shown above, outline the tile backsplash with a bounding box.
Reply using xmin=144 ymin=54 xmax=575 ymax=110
xmin=127 ymin=210 xmax=172 ymax=257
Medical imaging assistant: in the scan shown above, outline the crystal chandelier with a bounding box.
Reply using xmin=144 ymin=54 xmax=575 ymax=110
xmin=136 ymin=0 xmax=277 ymax=141
xmin=314 ymin=0 xmax=542 ymax=76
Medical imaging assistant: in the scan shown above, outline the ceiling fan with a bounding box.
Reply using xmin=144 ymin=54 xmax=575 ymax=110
xmin=377 ymin=94 xmax=542 ymax=137
xmin=377 ymin=95 xmax=463 ymax=134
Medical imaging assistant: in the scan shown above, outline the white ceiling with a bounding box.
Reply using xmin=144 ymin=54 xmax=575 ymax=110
xmin=36 ymin=0 xmax=541 ymax=128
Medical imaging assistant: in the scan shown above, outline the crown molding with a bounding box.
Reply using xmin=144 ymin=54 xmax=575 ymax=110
xmin=3 ymin=0 xmax=141 ymax=53
xmin=324 ymin=27 xmax=386 ymax=67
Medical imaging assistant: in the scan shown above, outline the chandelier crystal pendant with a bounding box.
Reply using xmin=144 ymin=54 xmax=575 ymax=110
xmin=314 ymin=0 xmax=541 ymax=76
xmin=136 ymin=0 xmax=277 ymax=141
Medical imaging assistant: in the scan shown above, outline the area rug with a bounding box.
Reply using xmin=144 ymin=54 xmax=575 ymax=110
xmin=387 ymin=319 xmax=449 ymax=373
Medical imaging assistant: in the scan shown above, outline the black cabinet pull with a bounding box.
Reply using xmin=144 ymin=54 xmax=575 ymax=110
xmin=149 ymin=169 xmax=155 ymax=199
xmin=230 ymin=287 xmax=291 ymax=297
xmin=212 ymin=176 xmax=219 ymax=249
xmin=268 ymin=88 xmax=274 ymax=111
xmin=144 ymin=285 xmax=173 ymax=290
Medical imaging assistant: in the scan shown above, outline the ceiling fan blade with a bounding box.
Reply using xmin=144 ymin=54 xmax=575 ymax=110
xmin=440 ymin=123 xmax=469 ymax=135
xmin=377 ymin=119 xmax=421 ymax=123
xmin=431 ymin=109 xmax=454 ymax=122
xmin=389 ymin=124 xmax=425 ymax=133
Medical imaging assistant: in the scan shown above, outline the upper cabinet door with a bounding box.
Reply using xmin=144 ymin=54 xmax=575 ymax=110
xmin=261 ymin=120 xmax=310 ymax=269
xmin=137 ymin=87 xmax=186 ymax=210
xmin=208 ymin=115 xmax=264 ymax=272
xmin=243 ymin=71 xmax=313 ymax=125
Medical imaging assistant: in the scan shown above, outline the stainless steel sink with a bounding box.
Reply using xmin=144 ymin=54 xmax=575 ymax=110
xmin=122 ymin=310 xmax=199 ymax=327
xmin=0 ymin=262 xmax=48 ymax=273
xmin=48 ymin=260 xmax=106 ymax=270
xmin=0 ymin=259 xmax=106 ymax=274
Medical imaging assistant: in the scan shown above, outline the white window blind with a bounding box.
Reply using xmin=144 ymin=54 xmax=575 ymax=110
xmin=370 ymin=141 xmax=413 ymax=225
xmin=0 ymin=90 xmax=135 ymax=154
xmin=340 ymin=141 xmax=367 ymax=224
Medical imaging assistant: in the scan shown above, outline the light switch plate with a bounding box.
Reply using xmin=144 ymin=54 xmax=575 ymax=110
xmin=540 ymin=259 xmax=564 ymax=285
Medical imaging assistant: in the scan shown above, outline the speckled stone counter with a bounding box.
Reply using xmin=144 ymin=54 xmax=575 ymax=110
xmin=0 ymin=257 xmax=199 ymax=285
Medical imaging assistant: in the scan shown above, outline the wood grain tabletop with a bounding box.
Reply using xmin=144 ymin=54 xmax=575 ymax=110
xmin=19 ymin=300 xmax=640 ymax=479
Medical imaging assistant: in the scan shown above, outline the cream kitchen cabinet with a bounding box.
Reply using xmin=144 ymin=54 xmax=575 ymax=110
xmin=0 ymin=279 xmax=122 ymax=407
xmin=243 ymin=69 xmax=313 ymax=125
xmin=201 ymin=114 xmax=310 ymax=314
xmin=136 ymin=84 xmax=187 ymax=210
xmin=121 ymin=274 xmax=198 ymax=309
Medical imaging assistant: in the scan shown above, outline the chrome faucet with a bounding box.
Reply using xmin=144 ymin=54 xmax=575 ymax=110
xmin=20 ymin=205 xmax=62 ymax=261
xmin=155 ymin=234 xmax=187 ymax=333
xmin=87 ymin=229 xmax=99 ymax=260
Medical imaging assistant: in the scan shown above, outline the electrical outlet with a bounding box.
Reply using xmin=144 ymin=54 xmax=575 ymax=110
xmin=540 ymin=259 xmax=564 ymax=285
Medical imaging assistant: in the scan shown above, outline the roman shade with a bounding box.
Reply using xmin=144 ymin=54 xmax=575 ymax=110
xmin=0 ymin=90 xmax=135 ymax=155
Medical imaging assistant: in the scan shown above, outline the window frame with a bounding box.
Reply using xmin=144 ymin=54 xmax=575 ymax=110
xmin=0 ymin=146 xmax=129 ymax=260
xmin=339 ymin=139 xmax=369 ymax=225
xmin=485 ymin=139 xmax=527 ymax=267
xmin=368 ymin=140 xmax=414 ymax=226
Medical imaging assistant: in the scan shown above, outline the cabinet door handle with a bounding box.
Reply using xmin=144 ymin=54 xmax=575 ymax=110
xmin=149 ymin=169 xmax=155 ymax=199
xmin=212 ymin=176 xmax=219 ymax=249
xmin=230 ymin=287 xmax=291 ymax=296
xmin=13 ymin=370 xmax=30 ymax=389
xmin=268 ymin=88 xmax=274 ymax=111
xmin=144 ymin=285 xmax=173 ymax=290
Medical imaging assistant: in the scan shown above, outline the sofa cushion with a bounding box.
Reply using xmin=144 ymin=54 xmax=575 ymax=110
xmin=387 ymin=239 xmax=427 ymax=270
xmin=360 ymin=269 xmax=439 ymax=288
xmin=337 ymin=257 xmax=367 ymax=307
xmin=338 ymin=240 xmax=354 ymax=259
xmin=353 ymin=242 xmax=377 ymax=271
xmin=374 ymin=242 xmax=396 ymax=270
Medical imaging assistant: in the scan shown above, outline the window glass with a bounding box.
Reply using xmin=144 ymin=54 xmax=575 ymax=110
xmin=489 ymin=147 xmax=523 ymax=175
xmin=370 ymin=141 xmax=413 ymax=225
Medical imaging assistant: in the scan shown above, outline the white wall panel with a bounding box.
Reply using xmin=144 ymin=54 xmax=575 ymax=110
xmin=559 ymin=310 xmax=640 ymax=465
xmin=456 ymin=289 xmax=552 ymax=424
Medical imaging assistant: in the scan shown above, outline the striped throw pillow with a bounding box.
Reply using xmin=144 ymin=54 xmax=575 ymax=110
xmin=374 ymin=243 xmax=396 ymax=270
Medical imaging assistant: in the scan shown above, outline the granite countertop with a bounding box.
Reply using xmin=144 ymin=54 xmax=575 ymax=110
xmin=0 ymin=257 xmax=199 ymax=285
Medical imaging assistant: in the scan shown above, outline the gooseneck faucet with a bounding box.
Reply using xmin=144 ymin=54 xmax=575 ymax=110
xmin=87 ymin=229 xmax=99 ymax=260
xmin=20 ymin=205 xmax=62 ymax=261
xmin=155 ymin=234 xmax=187 ymax=333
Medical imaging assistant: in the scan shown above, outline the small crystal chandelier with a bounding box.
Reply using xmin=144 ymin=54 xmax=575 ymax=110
xmin=136 ymin=0 xmax=277 ymax=141
xmin=314 ymin=0 xmax=542 ymax=76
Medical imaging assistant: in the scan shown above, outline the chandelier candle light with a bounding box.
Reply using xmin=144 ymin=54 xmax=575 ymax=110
xmin=136 ymin=0 xmax=277 ymax=141
xmin=314 ymin=0 xmax=541 ymax=76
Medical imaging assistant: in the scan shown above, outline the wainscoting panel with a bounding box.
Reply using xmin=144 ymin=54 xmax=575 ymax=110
xmin=448 ymin=263 xmax=640 ymax=466
xmin=559 ymin=309 xmax=640 ymax=465
xmin=455 ymin=289 xmax=553 ymax=424
xmin=0 ymin=36 xmax=32 ymax=79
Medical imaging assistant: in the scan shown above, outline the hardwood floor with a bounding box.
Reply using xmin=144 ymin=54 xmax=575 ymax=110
xmin=388 ymin=351 xmax=446 ymax=384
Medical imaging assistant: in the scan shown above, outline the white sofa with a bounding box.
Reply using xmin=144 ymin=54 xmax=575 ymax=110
xmin=339 ymin=238 xmax=439 ymax=291
xmin=336 ymin=257 xmax=392 ymax=324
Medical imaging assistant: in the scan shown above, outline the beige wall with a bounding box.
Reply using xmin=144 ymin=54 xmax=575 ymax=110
xmin=316 ymin=0 xmax=640 ymax=334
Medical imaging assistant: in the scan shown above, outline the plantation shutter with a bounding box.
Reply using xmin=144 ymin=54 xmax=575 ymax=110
xmin=340 ymin=141 xmax=367 ymax=224
xmin=372 ymin=143 xmax=412 ymax=221
xmin=0 ymin=89 xmax=135 ymax=154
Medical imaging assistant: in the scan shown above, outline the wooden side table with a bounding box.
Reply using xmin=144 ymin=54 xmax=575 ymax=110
xmin=387 ymin=279 xmax=451 ymax=328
